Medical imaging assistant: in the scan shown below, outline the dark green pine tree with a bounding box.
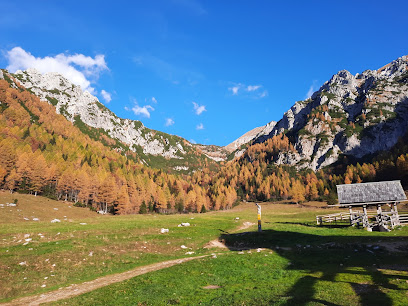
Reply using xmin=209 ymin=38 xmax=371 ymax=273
xmin=139 ymin=201 xmax=147 ymax=214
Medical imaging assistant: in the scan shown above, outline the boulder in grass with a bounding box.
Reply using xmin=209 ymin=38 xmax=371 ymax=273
xmin=160 ymin=228 xmax=169 ymax=234
xmin=51 ymin=219 xmax=61 ymax=223
xmin=178 ymin=222 xmax=190 ymax=227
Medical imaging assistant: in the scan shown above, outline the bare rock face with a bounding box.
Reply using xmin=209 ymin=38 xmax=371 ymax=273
xmin=11 ymin=68 xmax=194 ymax=162
xmin=223 ymin=121 xmax=278 ymax=159
xmin=252 ymin=55 xmax=408 ymax=170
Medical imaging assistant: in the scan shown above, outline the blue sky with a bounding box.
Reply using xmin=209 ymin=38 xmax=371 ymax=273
xmin=1 ymin=0 xmax=408 ymax=146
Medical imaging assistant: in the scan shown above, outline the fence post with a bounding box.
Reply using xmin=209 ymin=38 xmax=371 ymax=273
xmin=393 ymin=202 xmax=400 ymax=227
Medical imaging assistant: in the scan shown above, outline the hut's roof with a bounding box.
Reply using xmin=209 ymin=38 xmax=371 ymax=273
xmin=337 ymin=180 xmax=407 ymax=206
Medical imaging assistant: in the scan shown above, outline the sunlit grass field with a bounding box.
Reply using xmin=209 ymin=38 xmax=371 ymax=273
xmin=1 ymin=192 xmax=408 ymax=305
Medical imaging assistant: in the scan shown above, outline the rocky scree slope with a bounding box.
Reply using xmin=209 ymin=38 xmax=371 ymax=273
xmin=251 ymin=55 xmax=408 ymax=170
xmin=2 ymin=68 xmax=220 ymax=171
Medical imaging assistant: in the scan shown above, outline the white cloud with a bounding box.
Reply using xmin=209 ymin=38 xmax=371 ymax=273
xmin=228 ymin=83 xmax=267 ymax=98
xmin=305 ymin=80 xmax=318 ymax=99
xmin=165 ymin=118 xmax=175 ymax=126
xmin=260 ymin=91 xmax=268 ymax=98
xmin=151 ymin=97 xmax=158 ymax=104
xmin=5 ymin=47 xmax=108 ymax=94
xmin=228 ymin=85 xmax=241 ymax=95
xmin=131 ymin=100 xmax=154 ymax=118
xmin=101 ymin=90 xmax=112 ymax=103
xmin=189 ymin=139 xmax=197 ymax=144
xmin=247 ymin=85 xmax=261 ymax=92
xmin=196 ymin=123 xmax=204 ymax=130
xmin=192 ymin=101 xmax=206 ymax=115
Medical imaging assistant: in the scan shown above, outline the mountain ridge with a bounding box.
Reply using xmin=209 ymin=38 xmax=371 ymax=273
xmin=3 ymin=55 xmax=408 ymax=172
xmin=248 ymin=55 xmax=408 ymax=170
xmin=4 ymin=68 xmax=223 ymax=172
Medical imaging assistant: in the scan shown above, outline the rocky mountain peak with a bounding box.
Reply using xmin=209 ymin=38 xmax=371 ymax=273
xmin=376 ymin=55 xmax=408 ymax=78
xmin=250 ymin=55 xmax=408 ymax=171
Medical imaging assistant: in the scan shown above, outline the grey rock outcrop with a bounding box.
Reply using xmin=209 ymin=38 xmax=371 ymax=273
xmin=10 ymin=68 xmax=218 ymax=167
xmin=252 ymin=55 xmax=408 ymax=170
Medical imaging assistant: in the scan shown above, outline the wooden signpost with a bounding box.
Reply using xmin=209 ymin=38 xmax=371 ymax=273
xmin=256 ymin=203 xmax=262 ymax=232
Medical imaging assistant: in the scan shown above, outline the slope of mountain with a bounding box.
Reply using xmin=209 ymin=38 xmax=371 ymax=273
xmin=0 ymin=77 xmax=237 ymax=214
xmin=224 ymin=126 xmax=265 ymax=154
xmin=224 ymin=121 xmax=277 ymax=158
xmin=251 ymin=55 xmax=408 ymax=170
xmin=7 ymin=68 xmax=219 ymax=172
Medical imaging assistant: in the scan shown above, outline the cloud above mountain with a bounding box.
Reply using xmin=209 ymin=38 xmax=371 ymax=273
xmin=165 ymin=118 xmax=175 ymax=126
xmin=131 ymin=100 xmax=155 ymax=118
xmin=192 ymin=101 xmax=206 ymax=115
xmin=5 ymin=47 xmax=108 ymax=94
xmin=101 ymin=90 xmax=112 ymax=103
xmin=305 ymin=80 xmax=318 ymax=99
xmin=228 ymin=83 xmax=268 ymax=99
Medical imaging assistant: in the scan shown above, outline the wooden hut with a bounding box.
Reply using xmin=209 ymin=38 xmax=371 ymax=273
xmin=317 ymin=181 xmax=408 ymax=231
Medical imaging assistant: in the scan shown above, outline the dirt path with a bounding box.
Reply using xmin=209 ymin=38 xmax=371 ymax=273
xmin=3 ymin=256 xmax=207 ymax=306
xmin=4 ymin=221 xmax=255 ymax=305
xmin=204 ymin=221 xmax=255 ymax=249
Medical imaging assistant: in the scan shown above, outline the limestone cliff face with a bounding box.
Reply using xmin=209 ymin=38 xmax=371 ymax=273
xmin=252 ymin=55 xmax=408 ymax=170
xmin=3 ymin=68 xmax=222 ymax=171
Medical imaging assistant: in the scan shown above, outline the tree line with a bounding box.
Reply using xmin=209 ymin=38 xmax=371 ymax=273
xmin=0 ymin=78 xmax=237 ymax=214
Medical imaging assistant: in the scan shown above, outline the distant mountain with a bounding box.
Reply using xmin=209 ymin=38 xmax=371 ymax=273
xmin=6 ymin=68 xmax=220 ymax=173
xmin=247 ymin=55 xmax=408 ymax=170
xmin=224 ymin=122 xmax=277 ymax=158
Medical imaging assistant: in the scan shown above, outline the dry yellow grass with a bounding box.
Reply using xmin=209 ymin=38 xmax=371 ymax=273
xmin=0 ymin=191 xmax=97 ymax=224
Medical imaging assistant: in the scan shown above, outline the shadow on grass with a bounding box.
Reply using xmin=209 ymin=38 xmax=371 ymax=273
xmin=277 ymin=221 xmax=351 ymax=228
xmin=219 ymin=229 xmax=408 ymax=306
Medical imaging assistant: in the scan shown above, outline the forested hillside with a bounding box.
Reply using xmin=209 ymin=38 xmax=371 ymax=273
xmin=202 ymin=132 xmax=408 ymax=204
xmin=0 ymin=78 xmax=237 ymax=214
xmin=9 ymin=68 xmax=222 ymax=173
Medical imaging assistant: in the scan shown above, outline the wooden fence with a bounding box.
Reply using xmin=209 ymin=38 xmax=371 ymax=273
xmin=316 ymin=211 xmax=376 ymax=225
xmin=316 ymin=211 xmax=408 ymax=228
xmin=400 ymin=213 xmax=408 ymax=225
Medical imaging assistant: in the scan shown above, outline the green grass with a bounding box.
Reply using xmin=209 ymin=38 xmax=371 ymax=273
xmin=54 ymin=223 xmax=408 ymax=305
xmin=1 ymin=194 xmax=408 ymax=305
xmin=0 ymin=192 xmax=245 ymax=302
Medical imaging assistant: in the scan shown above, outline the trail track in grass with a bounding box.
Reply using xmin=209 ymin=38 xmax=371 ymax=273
xmin=4 ymin=221 xmax=256 ymax=305
xmin=3 ymin=256 xmax=207 ymax=306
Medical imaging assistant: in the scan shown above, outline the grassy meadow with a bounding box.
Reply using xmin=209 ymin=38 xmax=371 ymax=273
xmin=1 ymin=192 xmax=408 ymax=305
